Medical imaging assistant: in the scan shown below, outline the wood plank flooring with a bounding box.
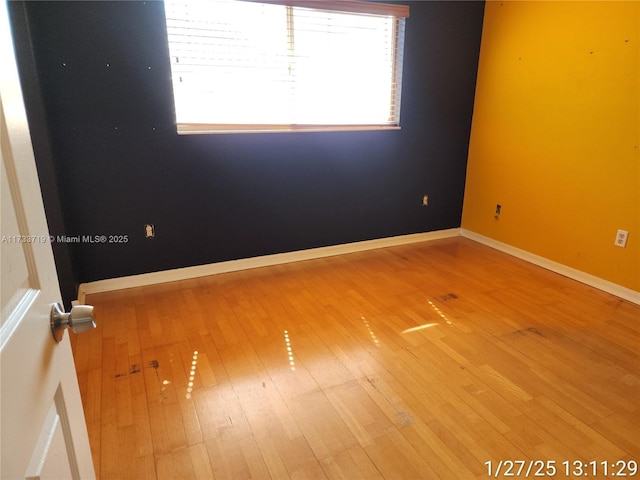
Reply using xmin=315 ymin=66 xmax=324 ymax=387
xmin=71 ymin=237 xmax=640 ymax=479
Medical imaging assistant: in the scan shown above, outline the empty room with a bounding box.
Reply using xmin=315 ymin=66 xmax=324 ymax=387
xmin=1 ymin=0 xmax=638 ymax=479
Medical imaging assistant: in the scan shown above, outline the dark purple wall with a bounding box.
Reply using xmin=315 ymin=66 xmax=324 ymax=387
xmin=10 ymin=1 xmax=484 ymax=306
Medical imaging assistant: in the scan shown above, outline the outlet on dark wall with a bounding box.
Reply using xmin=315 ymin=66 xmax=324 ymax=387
xmin=9 ymin=1 xmax=484 ymax=306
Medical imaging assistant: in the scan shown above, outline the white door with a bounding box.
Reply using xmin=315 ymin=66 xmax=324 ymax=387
xmin=0 ymin=0 xmax=95 ymax=478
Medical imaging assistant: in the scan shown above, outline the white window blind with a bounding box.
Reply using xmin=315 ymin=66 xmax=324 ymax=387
xmin=164 ymin=0 xmax=408 ymax=133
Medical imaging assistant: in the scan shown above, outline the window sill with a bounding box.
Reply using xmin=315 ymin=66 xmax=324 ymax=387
xmin=176 ymin=123 xmax=401 ymax=135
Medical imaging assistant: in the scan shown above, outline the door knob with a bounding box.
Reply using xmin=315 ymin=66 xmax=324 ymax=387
xmin=50 ymin=303 xmax=96 ymax=342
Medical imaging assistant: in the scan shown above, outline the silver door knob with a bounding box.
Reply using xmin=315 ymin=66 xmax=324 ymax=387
xmin=50 ymin=303 xmax=96 ymax=342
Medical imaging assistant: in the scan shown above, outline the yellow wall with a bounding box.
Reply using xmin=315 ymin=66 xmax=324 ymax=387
xmin=462 ymin=1 xmax=639 ymax=292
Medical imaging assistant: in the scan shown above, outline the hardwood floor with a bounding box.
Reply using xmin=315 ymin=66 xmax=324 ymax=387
xmin=71 ymin=237 xmax=640 ymax=479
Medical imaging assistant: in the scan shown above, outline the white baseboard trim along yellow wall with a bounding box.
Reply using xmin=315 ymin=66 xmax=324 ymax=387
xmin=77 ymin=227 xmax=640 ymax=306
xmin=460 ymin=229 xmax=640 ymax=305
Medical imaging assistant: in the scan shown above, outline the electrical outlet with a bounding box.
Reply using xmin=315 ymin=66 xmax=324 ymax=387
xmin=494 ymin=204 xmax=502 ymax=218
xmin=614 ymin=229 xmax=628 ymax=248
xmin=145 ymin=224 xmax=155 ymax=239
xmin=422 ymin=194 xmax=429 ymax=206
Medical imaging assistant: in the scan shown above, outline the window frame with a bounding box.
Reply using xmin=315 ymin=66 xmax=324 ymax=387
xmin=164 ymin=0 xmax=410 ymax=135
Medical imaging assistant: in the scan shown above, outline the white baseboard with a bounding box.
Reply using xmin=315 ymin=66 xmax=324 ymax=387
xmin=460 ymin=229 xmax=640 ymax=305
xmin=77 ymin=228 xmax=460 ymax=303
xmin=77 ymin=227 xmax=639 ymax=306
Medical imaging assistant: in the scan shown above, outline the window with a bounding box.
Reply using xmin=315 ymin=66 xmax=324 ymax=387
xmin=163 ymin=0 xmax=409 ymax=133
